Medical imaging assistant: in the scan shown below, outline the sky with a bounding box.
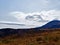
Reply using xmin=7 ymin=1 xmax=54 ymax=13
xmin=0 ymin=0 xmax=60 ymax=21
xmin=0 ymin=0 xmax=60 ymax=28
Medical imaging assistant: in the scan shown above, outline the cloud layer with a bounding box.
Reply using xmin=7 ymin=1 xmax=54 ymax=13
xmin=0 ymin=10 xmax=60 ymax=29
xmin=9 ymin=10 xmax=60 ymax=28
xmin=11 ymin=10 xmax=60 ymax=21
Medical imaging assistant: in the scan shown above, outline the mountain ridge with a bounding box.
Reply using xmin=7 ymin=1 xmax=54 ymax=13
xmin=36 ymin=20 xmax=60 ymax=29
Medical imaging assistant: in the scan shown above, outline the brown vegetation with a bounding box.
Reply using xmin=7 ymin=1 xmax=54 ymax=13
xmin=0 ymin=28 xmax=60 ymax=45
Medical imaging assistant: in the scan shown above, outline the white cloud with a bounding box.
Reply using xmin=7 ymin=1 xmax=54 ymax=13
xmin=1 ymin=10 xmax=60 ymax=29
xmin=40 ymin=10 xmax=60 ymax=20
xmin=10 ymin=10 xmax=60 ymax=21
xmin=10 ymin=10 xmax=60 ymax=28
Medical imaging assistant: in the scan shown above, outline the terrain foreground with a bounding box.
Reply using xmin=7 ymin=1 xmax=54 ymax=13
xmin=0 ymin=28 xmax=60 ymax=45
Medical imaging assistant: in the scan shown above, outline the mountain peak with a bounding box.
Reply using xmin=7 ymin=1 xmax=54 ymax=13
xmin=36 ymin=20 xmax=60 ymax=29
xmin=50 ymin=20 xmax=60 ymax=22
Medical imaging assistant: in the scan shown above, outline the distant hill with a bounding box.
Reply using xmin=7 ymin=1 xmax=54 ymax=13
xmin=0 ymin=20 xmax=60 ymax=37
xmin=36 ymin=20 xmax=60 ymax=29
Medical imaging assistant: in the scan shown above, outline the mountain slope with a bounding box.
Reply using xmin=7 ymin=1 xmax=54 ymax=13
xmin=0 ymin=20 xmax=60 ymax=37
xmin=37 ymin=20 xmax=60 ymax=29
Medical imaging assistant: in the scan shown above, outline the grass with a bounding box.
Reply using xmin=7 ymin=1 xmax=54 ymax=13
xmin=0 ymin=29 xmax=60 ymax=45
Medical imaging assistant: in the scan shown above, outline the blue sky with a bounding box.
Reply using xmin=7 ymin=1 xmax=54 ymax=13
xmin=0 ymin=0 xmax=60 ymax=22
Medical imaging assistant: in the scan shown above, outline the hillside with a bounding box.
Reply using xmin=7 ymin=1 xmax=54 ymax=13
xmin=0 ymin=28 xmax=60 ymax=45
xmin=0 ymin=20 xmax=60 ymax=45
xmin=35 ymin=20 xmax=60 ymax=29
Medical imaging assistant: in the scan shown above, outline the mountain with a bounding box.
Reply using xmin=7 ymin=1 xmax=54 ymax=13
xmin=36 ymin=20 xmax=60 ymax=29
xmin=0 ymin=20 xmax=60 ymax=37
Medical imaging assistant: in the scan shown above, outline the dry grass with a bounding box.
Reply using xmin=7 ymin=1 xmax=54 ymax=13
xmin=0 ymin=29 xmax=60 ymax=45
